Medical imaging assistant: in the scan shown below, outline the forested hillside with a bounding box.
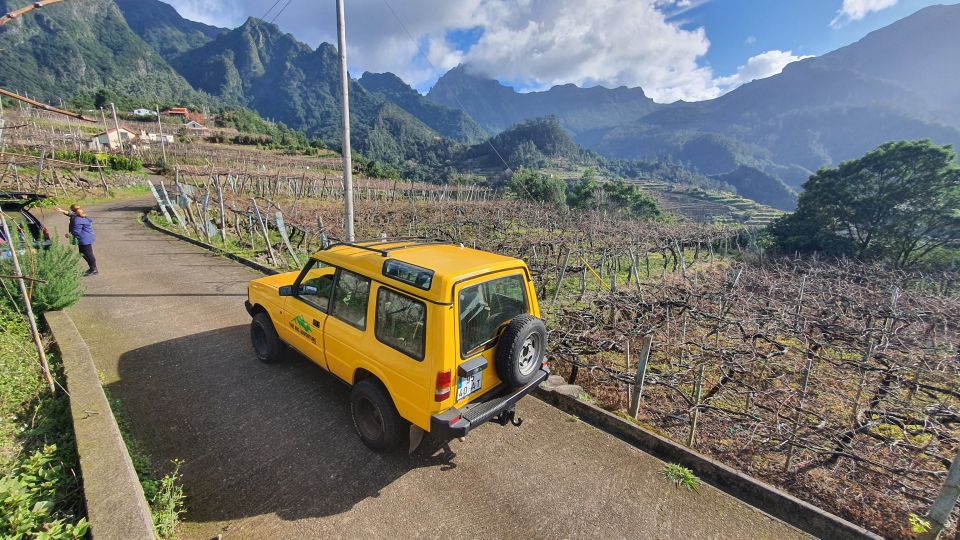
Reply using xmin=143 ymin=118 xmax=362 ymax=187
xmin=0 ymin=0 xmax=200 ymax=105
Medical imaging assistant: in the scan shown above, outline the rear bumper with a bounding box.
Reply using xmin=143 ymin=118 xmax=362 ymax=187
xmin=430 ymin=367 xmax=549 ymax=438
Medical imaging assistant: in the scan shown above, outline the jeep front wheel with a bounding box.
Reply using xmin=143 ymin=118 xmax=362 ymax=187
xmin=350 ymin=379 xmax=408 ymax=452
xmin=251 ymin=312 xmax=284 ymax=364
xmin=495 ymin=314 xmax=547 ymax=387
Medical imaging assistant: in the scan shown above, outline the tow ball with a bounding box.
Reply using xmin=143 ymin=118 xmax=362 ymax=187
xmin=493 ymin=407 xmax=523 ymax=427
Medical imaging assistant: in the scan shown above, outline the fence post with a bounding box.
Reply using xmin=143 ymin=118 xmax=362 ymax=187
xmin=628 ymin=334 xmax=653 ymax=418
xmin=687 ymin=364 xmax=705 ymax=448
xmin=251 ymin=198 xmax=278 ymax=265
xmin=919 ymin=451 xmax=960 ymax=540
xmin=146 ymin=180 xmax=172 ymax=224
xmin=552 ymin=248 xmax=572 ymax=305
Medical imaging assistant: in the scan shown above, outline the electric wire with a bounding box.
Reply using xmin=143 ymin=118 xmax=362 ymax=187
xmin=269 ymin=0 xmax=294 ymax=24
xmin=260 ymin=0 xmax=283 ymax=21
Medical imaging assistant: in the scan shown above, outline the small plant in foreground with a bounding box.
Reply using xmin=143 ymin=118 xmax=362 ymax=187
xmin=0 ymin=445 xmax=89 ymax=539
xmin=662 ymin=463 xmax=701 ymax=491
xmin=907 ymin=513 xmax=931 ymax=534
xmin=148 ymin=459 xmax=186 ymax=539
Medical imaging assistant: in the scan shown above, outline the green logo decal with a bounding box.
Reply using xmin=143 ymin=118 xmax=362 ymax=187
xmin=293 ymin=314 xmax=311 ymax=333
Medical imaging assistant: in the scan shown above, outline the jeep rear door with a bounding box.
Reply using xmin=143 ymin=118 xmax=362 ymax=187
xmin=453 ymin=270 xmax=532 ymax=405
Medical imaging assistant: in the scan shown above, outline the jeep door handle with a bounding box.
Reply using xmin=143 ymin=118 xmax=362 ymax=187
xmin=313 ymin=319 xmax=321 ymax=328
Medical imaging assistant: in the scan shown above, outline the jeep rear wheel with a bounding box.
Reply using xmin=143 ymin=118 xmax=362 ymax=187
xmin=495 ymin=314 xmax=547 ymax=387
xmin=251 ymin=312 xmax=284 ymax=364
xmin=350 ymin=379 xmax=408 ymax=452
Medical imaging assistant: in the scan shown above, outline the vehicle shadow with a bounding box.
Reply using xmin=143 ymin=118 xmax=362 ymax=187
xmin=107 ymin=324 xmax=458 ymax=524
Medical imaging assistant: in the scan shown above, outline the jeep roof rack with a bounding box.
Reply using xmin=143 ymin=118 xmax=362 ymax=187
xmin=324 ymin=236 xmax=461 ymax=257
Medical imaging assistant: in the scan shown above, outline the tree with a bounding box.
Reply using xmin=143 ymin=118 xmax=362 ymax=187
xmin=601 ymin=179 xmax=662 ymax=219
xmin=505 ymin=169 xmax=566 ymax=206
xmin=770 ymin=140 xmax=960 ymax=266
xmin=567 ymin=169 xmax=599 ymax=209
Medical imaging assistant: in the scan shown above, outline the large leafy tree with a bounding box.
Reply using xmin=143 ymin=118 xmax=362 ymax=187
xmin=505 ymin=169 xmax=566 ymax=206
xmin=770 ymin=140 xmax=960 ymax=266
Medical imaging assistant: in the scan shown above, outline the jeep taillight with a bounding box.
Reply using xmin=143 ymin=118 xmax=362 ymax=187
xmin=435 ymin=370 xmax=451 ymax=401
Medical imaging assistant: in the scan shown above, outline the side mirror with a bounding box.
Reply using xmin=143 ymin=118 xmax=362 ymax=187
xmin=279 ymin=285 xmax=294 ymax=297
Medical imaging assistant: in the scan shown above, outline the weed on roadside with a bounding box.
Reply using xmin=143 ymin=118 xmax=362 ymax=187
xmin=662 ymin=463 xmax=701 ymax=491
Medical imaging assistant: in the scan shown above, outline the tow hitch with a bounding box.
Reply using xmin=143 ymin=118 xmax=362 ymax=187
xmin=492 ymin=407 xmax=523 ymax=427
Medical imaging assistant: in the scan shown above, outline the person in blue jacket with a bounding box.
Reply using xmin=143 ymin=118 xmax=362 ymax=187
xmin=56 ymin=204 xmax=98 ymax=276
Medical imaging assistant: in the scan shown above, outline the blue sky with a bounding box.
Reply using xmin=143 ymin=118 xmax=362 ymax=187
xmin=673 ymin=0 xmax=946 ymax=76
xmin=165 ymin=0 xmax=952 ymax=101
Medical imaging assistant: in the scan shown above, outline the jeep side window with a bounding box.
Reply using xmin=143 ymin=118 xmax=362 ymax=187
xmin=296 ymin=260 xmax=334 ymax=311
xmin=375 ymin=287 xmax=426 ymax=361
xmin=459 ymin=274 xmax=528 ymax=356
xmin=330 ymin=270 xmax=371 ymax=330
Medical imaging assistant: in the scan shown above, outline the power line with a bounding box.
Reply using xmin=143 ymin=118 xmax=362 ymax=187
xmin=260 ymin=0 xmax=283 ymax=21
xmin=269 ymin=0 xmax=294 ymax=24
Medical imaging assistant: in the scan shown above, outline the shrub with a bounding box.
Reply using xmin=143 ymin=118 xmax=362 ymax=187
xmin=0 ymin=445 xmax=89 ymax=539
xmin=0 ymin=238 xmax=83 ymax=314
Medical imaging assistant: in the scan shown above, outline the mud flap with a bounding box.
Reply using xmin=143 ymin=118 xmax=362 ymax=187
xmin=409 ymin=424 xmax=425 ymax=454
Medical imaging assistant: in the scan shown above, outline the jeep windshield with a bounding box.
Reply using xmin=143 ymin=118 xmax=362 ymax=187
xmin=459 ymin=274 xmax=528 ymax=356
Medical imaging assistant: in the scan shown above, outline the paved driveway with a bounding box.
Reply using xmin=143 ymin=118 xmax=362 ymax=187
xmin=49 ymin=198 xmax=806 ymax=539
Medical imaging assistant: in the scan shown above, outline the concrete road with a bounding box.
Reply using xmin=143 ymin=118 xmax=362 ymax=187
xmin=50 ymin=198 xmax=807 ymax=539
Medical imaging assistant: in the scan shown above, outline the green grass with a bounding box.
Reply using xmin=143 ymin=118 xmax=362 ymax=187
xmin=106 ymin=392 xmax=185 ymax=539
xmin=0 ymin=312 xmax=88 ymax=538
xmin=662 ymin=463 xmax=701 ymax=491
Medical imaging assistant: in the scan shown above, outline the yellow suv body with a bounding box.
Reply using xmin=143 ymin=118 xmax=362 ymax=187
xmin=245 ymin=240 xmax=549 ymax=451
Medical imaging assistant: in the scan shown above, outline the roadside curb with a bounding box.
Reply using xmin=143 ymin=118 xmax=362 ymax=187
xmin=139 ymin=212 xmax=279 ymax=276
xmin=140 ymin=213 xmax=879 ymax=539
xmin=533 ymin=381 xmax=881 ymax=540
xmin=44 ymin=311 xmax=155 ymax=540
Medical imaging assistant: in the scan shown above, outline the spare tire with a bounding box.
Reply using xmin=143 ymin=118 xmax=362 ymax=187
xmin=495 ymin=314 xmax=547 ymax=387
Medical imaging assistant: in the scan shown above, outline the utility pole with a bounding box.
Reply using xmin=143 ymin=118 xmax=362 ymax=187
xmin=336 ymin=0 xmax=354 ymax=242
xmin=110 ymin=102 xmax=124 ymax=153
xmin=99 ymin=107 xmax=110 ymax=152
xmin=156 ymin=105 xmax=167 ymax=166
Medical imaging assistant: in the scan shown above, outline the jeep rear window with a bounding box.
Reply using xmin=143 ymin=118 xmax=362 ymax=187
xmin=459 ymin=274 xmax=528 ymax=357
xmin=383 ymin=260 xmax=433 ymax=290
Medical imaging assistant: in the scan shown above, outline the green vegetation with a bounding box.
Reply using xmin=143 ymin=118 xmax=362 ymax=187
xmin=661 ymin=463 xmax=701 ymax=491
xmin=108 ymin=394 xmax=185 ymax=539
xmin=0 ymin=238 xmax=83 ymax=315
xmin=770 ymin=140 xmax=960 ymax=267
xmin=52 ymin=151 xmax=143 ymax=172
xmin=506 ymin=169 xmax=566 ymax=205
xmin=0 ymin=312 xmax=86 ymax=539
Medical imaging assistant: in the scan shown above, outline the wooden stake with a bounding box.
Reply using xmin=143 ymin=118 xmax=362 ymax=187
xmin=0 ymin=215 xmax=55 ymax=394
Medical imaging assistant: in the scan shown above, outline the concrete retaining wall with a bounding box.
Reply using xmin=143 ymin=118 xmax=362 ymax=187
xmin=535 ymin=378 xmax=881 ymax=540
xmin=45 ymin=311 xmax=155 ymax=540
xmin=140 ymin=213 xmax=279 ymax=276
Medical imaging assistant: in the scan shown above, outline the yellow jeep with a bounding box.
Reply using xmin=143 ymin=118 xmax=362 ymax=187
xmin=245 ymin=239 xmax=549 ymax=452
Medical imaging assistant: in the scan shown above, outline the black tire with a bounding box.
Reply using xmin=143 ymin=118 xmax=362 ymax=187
xmin=251 ymin=312 xmax=284 ymax=364
xmin=350 ymin=379 xmax=408 ymax=452
xmin=495 ymin=314 xmax=547 ymax=387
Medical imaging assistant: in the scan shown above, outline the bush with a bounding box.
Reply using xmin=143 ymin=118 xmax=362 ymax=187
xmin=0 ymin=445 xmax=89 ymax=539
xmin=0 ymin=239 xmax=83 ymax=314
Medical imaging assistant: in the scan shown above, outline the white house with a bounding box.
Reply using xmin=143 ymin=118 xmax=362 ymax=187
xmin=132 ymin=108 xmax=157 ymax=117
xmin=183 ymin=120 xmax=210 ymax=137
xmin=88 ymin=127 xmax=137 ymax=150
xmin=138 ymin=130 xmax=174 ymax=143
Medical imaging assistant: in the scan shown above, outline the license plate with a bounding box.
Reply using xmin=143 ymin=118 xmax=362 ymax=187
xmin=457 ymin=371 xmax=483 ymax=401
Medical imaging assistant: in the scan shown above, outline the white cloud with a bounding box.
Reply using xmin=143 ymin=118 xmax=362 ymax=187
xmin=161 ymin=0 xmax=800 ymax=102
xmin=713 ymin=50 xmax=813 ymax=92
xmin=830 ymin=0 xmax=898 ymax=28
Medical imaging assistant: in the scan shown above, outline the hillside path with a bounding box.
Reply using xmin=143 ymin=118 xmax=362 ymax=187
xmin=45 ymin=197 xmax=807 ymax=539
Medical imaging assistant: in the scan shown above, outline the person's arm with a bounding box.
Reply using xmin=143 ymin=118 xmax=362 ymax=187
xmin=69 ymin=217 xmax=83 ymax=238
xmin=55 ymin=206 xmax=71 ymax=216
